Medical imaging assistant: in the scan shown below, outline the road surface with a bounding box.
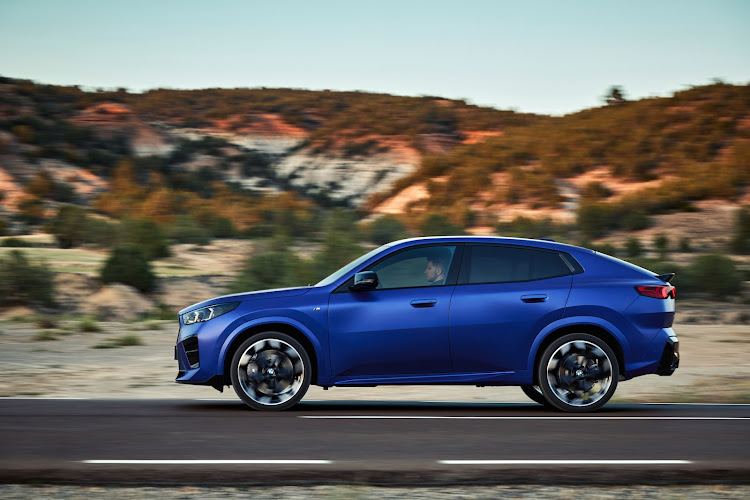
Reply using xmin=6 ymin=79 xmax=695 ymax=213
xmin=1 ymin=399 xmax=748 ymax=484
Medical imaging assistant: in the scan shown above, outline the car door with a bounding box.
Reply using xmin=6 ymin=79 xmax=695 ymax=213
xmin=328 ymin=244 xmax=461 ymax=379
xmin=449 ymin=244 xmax=573 ymax=373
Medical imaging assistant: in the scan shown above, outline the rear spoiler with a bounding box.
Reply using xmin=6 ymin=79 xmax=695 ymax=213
xmin=655 ymin=273 xmax=675 ymax=283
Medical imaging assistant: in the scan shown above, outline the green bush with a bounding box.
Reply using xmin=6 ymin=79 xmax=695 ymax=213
xmin=49 ymin=205 xmax=87 ymax=248
xmin=0 ymin=250 xmax=56 ymax=307
xmin=369 ymin=216 xmax=407 ymax=245
xmin=625 ymin=237 xmax=643 ymax=258
xmin=168 ymin=215 xmax=210 ymax=245
xmin=119 ymin=219 xmax=170 ymax=259
xmin=729 ymin=207 xmax=750 ymax=254
xmin=1 ymin=237 xmax=30 ymax=247
xmin=231 ymin=251 xmax=304 ymax=292
xmin=100 ymin=245 xmax=156 ymax=292
xmin=420 ymin=214 xmax=462 ymax=236
xmin=682 ymin=254 xmax=741 ymax=301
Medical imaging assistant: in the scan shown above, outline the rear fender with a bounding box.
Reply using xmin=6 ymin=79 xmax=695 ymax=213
xmin=527 ymin=316 xmax=632 ymax=371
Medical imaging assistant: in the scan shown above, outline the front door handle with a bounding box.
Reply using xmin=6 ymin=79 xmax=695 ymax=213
xmin=521 ymin=294 xmax=548 ymax=303
xmin=411 ymin=299 xmax=438 ymax=308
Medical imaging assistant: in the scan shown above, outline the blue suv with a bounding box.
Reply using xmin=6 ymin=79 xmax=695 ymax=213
xmin=175 ymin=237 xmax=679 ymax=412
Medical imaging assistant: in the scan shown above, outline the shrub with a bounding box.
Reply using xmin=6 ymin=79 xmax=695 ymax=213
xmin=0 ymin=250 xmax=55 ymax=307
xmin=100 ymin=245 xmax=156 ymax=292
xmin=729 ymin=207 xmax=750 ymax=254
xmin=682 ymin=254 xmax=741 ymax=301
xmin=653 ymin=235 xmax=669 ymax=260
xmin=231 ymin=251 xmax=303 ymax=292
xmin=369 ymin=216 xmax=407 ymax=245
xmin=420 ymin=214 xmax=462 ymax=236
xmin=119 ymin=219 xmax=170 ymax=259
xmin=576 ymin=202 xmax=612 ymax=239
xmin=49 ymin=205 xmax=88 ymax=248
xmin=625 ymin=237 xmax=643 ymax=258
xmin=78 ymin=316 xmax=101 ymax=332
xmin=168 ymin=215 xmax=210 ymax=245
xmin=1 ymin=237 xmax=30 ymax=247
xmin=679 ymin=238 xmax=693 ymax=253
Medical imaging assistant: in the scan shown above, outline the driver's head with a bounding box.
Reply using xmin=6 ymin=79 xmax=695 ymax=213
xmin=425 ymin=249 xmax=450 ymax=283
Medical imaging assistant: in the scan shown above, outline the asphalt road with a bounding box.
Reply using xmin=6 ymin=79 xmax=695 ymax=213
xmin=1 ymin=399 xmax=749 ymax=485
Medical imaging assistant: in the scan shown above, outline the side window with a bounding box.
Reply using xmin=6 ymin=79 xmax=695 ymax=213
xmin=462 ymin=245 xmax=571 ymax=284
xmin=532 ymin=250 xmax=572 ymax=280
xmin=465 ymin=245 xmax=531 ymax=284
xmin=369 ymin=245 xmax=457 ymax=289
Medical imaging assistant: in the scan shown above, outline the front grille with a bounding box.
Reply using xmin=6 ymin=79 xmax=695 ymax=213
xmin=182 ymin=336 xmax=200 ymax=368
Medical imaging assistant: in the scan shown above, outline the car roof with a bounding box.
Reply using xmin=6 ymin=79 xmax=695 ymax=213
xmin=389 ymin=236 xmax=594 ymax=254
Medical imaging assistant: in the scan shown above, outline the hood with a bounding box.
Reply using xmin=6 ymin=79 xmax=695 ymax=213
xmin=178 ymin=286 xmax=312 ymax=315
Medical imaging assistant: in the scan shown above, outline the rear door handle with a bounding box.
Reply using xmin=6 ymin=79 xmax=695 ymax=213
xmin=521 ymin=294 xmax=548 ymax=303
xmin=411 ymin=299 xmax=438 ymax=308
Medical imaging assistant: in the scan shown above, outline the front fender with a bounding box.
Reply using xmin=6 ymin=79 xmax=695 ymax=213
xmin=526 ymin=316 xmax=632 ymax=371
xmin=218 ymin=316 xmax=327 ymax=379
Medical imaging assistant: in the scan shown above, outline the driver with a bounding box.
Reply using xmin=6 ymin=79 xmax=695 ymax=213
xmin=424 ymin=249 xmax=450 ymax=285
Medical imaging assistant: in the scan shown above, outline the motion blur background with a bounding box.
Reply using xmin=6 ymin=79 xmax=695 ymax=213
xmin=0 ymin=0 xmax=749 ymax=370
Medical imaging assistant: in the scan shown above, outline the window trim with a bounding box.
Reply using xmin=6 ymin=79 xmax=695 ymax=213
xmin=458 ymin=244 xmax=577 ymax=286
xmin=333 ymin=243 xmax=464 ymax=293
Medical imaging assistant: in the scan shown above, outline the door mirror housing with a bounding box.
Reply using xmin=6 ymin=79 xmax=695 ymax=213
xmin=350 ymin=271 xmax=379 ymax=291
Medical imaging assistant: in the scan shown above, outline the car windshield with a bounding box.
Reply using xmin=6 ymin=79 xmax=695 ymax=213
xmin=315 ymin=242 xmax=396 ymax=287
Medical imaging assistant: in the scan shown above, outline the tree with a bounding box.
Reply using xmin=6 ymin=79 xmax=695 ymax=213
xmin=653 ymin=235 xmax=669 ymax=261
xmin=625 ymin=237 xmax=642 ymax=258
xmin=100 ymin=245 xmax=156 ymax=292
xmin=119 ymin=219 xmax=170 ymax=259
xmin=50 ymin=205 xmax=87 ymax=248
xmin=605 ymin=86 xmax=627 ymax=105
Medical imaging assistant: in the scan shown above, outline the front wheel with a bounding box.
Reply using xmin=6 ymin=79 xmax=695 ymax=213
xmin=536 ymin=333 xmax=619 ymax=413
xmin=230 ymin=332 xmax=311 ymax=411
xmin=520 ymin=385 xmax=550 ymax=406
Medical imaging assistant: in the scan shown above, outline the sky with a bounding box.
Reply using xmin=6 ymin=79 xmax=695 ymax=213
xmin=0 ymin=0 xmax=748 ymax=115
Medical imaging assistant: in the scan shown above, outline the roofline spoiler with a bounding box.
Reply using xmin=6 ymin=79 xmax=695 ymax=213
xmin=656 ymin=273 xmax=675 ymax=283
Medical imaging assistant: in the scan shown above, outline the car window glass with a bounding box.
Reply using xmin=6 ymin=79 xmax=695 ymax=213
xmin=369 ymin=245 xmax=457 ymax=289
xmin=532 ymin=250 xmax=571 ymax=280
xmin=465 ymin=245 xmax=571 ymax=284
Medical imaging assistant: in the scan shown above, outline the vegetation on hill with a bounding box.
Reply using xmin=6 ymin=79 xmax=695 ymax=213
xmin=370 ymin=83 xmax=750 ymax=233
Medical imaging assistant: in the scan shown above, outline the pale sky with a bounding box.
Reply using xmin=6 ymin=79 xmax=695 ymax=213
xmin=1 ymin=0 xmax=748 ymax=115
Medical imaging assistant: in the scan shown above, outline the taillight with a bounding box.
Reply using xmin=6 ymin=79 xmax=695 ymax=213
xmin=636 ymin=285 xmax=676 ymax=299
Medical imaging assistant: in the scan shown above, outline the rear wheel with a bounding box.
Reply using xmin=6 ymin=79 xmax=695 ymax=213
xmin=230 ymin=332 xmax=311 ymax=411
xmin=536 ymin=333 xmax=619 ymax=413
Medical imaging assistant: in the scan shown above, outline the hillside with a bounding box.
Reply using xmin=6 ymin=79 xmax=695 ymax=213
xmin=0 ymin=76 xmax=749 ymax=245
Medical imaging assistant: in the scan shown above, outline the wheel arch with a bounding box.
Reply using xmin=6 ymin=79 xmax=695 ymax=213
xmin=529 ymin=321 xmax=627 ymax=384
xmin=221 ymin=320 xmax=322 ymax=386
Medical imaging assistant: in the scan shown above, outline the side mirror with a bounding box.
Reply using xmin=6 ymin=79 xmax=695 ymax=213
xmin=349 ymin=271 xmax=379 ymax=291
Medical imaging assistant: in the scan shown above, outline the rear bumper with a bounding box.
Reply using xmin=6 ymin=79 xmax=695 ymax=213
xmin=656 ymin=335 xmax=679 ymax=376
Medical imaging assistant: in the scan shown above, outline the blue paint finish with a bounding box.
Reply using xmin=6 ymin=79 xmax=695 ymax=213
xmin=450 ymin=275 xmax=572 ymax=372
xmin=175 ymin=236 xmax=679 ymax=400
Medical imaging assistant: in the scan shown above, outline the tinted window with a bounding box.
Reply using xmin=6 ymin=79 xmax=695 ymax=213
xmin=369 ymin=245 xmax=457 ymax=289
xmin=532 ymin=250 xmax=572 ymax=280
xmin=463 ymin=245 xmax=571 ymax=284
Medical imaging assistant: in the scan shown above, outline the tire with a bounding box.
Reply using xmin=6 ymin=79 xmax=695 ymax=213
xmin=520 ymin=385 xmax=550 ymax=406
xmin=536 ymin=333 xmax=619 ymax=413
xmin=230 ymin=332 xmax=312 ymax=411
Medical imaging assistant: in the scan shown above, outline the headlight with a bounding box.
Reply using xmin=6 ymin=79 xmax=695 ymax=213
xmin=182 ymin=302 xmax=240 ymax=326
